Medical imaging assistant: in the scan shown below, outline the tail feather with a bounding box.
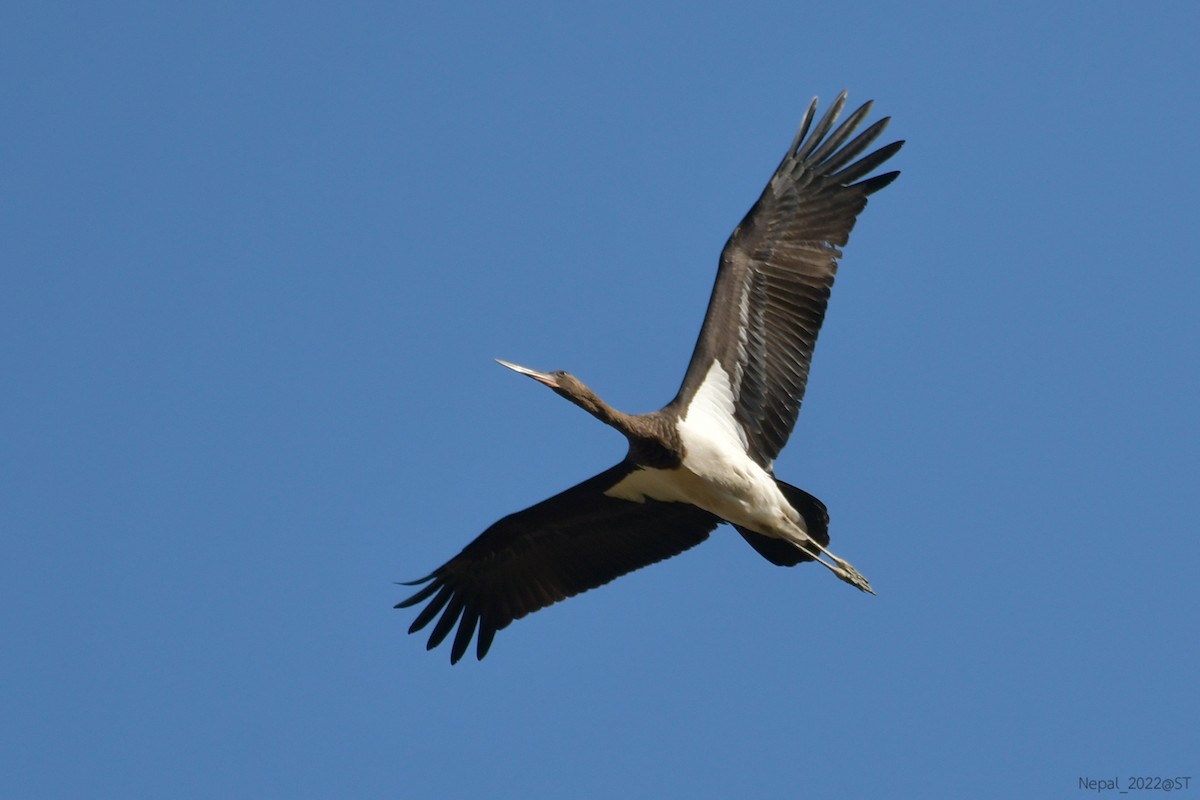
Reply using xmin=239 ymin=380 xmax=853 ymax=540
xmin=735 ymin=479 xmax=830 ymax=567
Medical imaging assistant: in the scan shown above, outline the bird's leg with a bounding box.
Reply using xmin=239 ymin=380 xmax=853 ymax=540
xmin=828 ymin=555 xmax=874 ymax=594
xmin=796 ymin=539 xmax=875 ymax=594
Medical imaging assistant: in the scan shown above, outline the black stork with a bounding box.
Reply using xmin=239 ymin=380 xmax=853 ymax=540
xmin=399 ymin=92 xmax=903 ymax=663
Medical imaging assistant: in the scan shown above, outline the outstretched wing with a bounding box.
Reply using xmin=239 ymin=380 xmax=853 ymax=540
xmin=669 ymin=92 xmax=903 ymax=466
xmin=398 ymin=462 xmax=720 ymax=663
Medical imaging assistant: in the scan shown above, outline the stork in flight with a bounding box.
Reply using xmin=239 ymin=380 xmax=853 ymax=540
xmin=399 ymin=92 xmax=903 ymax=663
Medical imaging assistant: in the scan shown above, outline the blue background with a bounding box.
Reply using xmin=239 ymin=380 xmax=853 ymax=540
xmin=3 ymin=2 xmax=1197 ymax=797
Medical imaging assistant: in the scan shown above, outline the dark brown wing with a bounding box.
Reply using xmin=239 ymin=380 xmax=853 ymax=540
xmin=397 ymin=462 xmax=720 ymax=663
xmin=669 ymin=92 xmax=903 ymax=466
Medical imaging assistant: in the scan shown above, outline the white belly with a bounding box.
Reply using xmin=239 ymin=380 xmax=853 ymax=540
xmin=604 ymin=448 xmax=804 ymax=539
xmin=604 ymin=360 xmax=807 ymax=540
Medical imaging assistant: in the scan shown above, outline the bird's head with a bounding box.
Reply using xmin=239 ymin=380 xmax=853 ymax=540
xmin=495 ymin=359 xmax=607 ymax=418
xmin=496 ymin=358 xmax=573 ymax=393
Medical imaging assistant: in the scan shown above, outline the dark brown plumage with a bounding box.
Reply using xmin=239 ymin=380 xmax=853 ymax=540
xmin=399 ymin=92 xmax=903 ymax=663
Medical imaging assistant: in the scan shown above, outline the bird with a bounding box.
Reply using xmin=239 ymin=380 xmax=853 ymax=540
xmin=398 ymin=91 xmax=903 ymax=663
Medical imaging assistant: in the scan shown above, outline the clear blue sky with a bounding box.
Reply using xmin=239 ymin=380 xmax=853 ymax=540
xmin=3 ymin=2 xmax=1197 ymax=798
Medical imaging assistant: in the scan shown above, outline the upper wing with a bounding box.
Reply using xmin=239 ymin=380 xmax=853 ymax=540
xmin=669 ymin=92 xmax=903 ymax=466
xmin=397 ymin=462 xmax=720 ymax=663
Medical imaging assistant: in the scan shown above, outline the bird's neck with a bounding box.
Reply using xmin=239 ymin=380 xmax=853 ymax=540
xmin=564 ymin=383 xmax=679 ymax=467
xmin=567 ymin=386 xmax=637 ymax=437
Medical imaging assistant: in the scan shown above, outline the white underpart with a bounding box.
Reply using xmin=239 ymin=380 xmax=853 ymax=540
xmin=605 ymin=360 xmax=808 ymax=542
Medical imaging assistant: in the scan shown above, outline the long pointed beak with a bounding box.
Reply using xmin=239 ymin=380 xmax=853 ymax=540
xmin=495 ymin=359 xmax=560 ymax=388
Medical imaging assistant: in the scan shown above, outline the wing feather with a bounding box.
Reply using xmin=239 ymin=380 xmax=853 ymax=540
xmin=670 ymin=92 xmax=903 ymax=465
xmin=397 ymin=463 xmax=720 ymax=663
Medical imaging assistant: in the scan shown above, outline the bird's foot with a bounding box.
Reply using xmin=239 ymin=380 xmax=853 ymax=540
xmin=831 ymin=556 xmax=874 ymax=595
xmin=790 ymin=535 xmax=875 ymax=594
